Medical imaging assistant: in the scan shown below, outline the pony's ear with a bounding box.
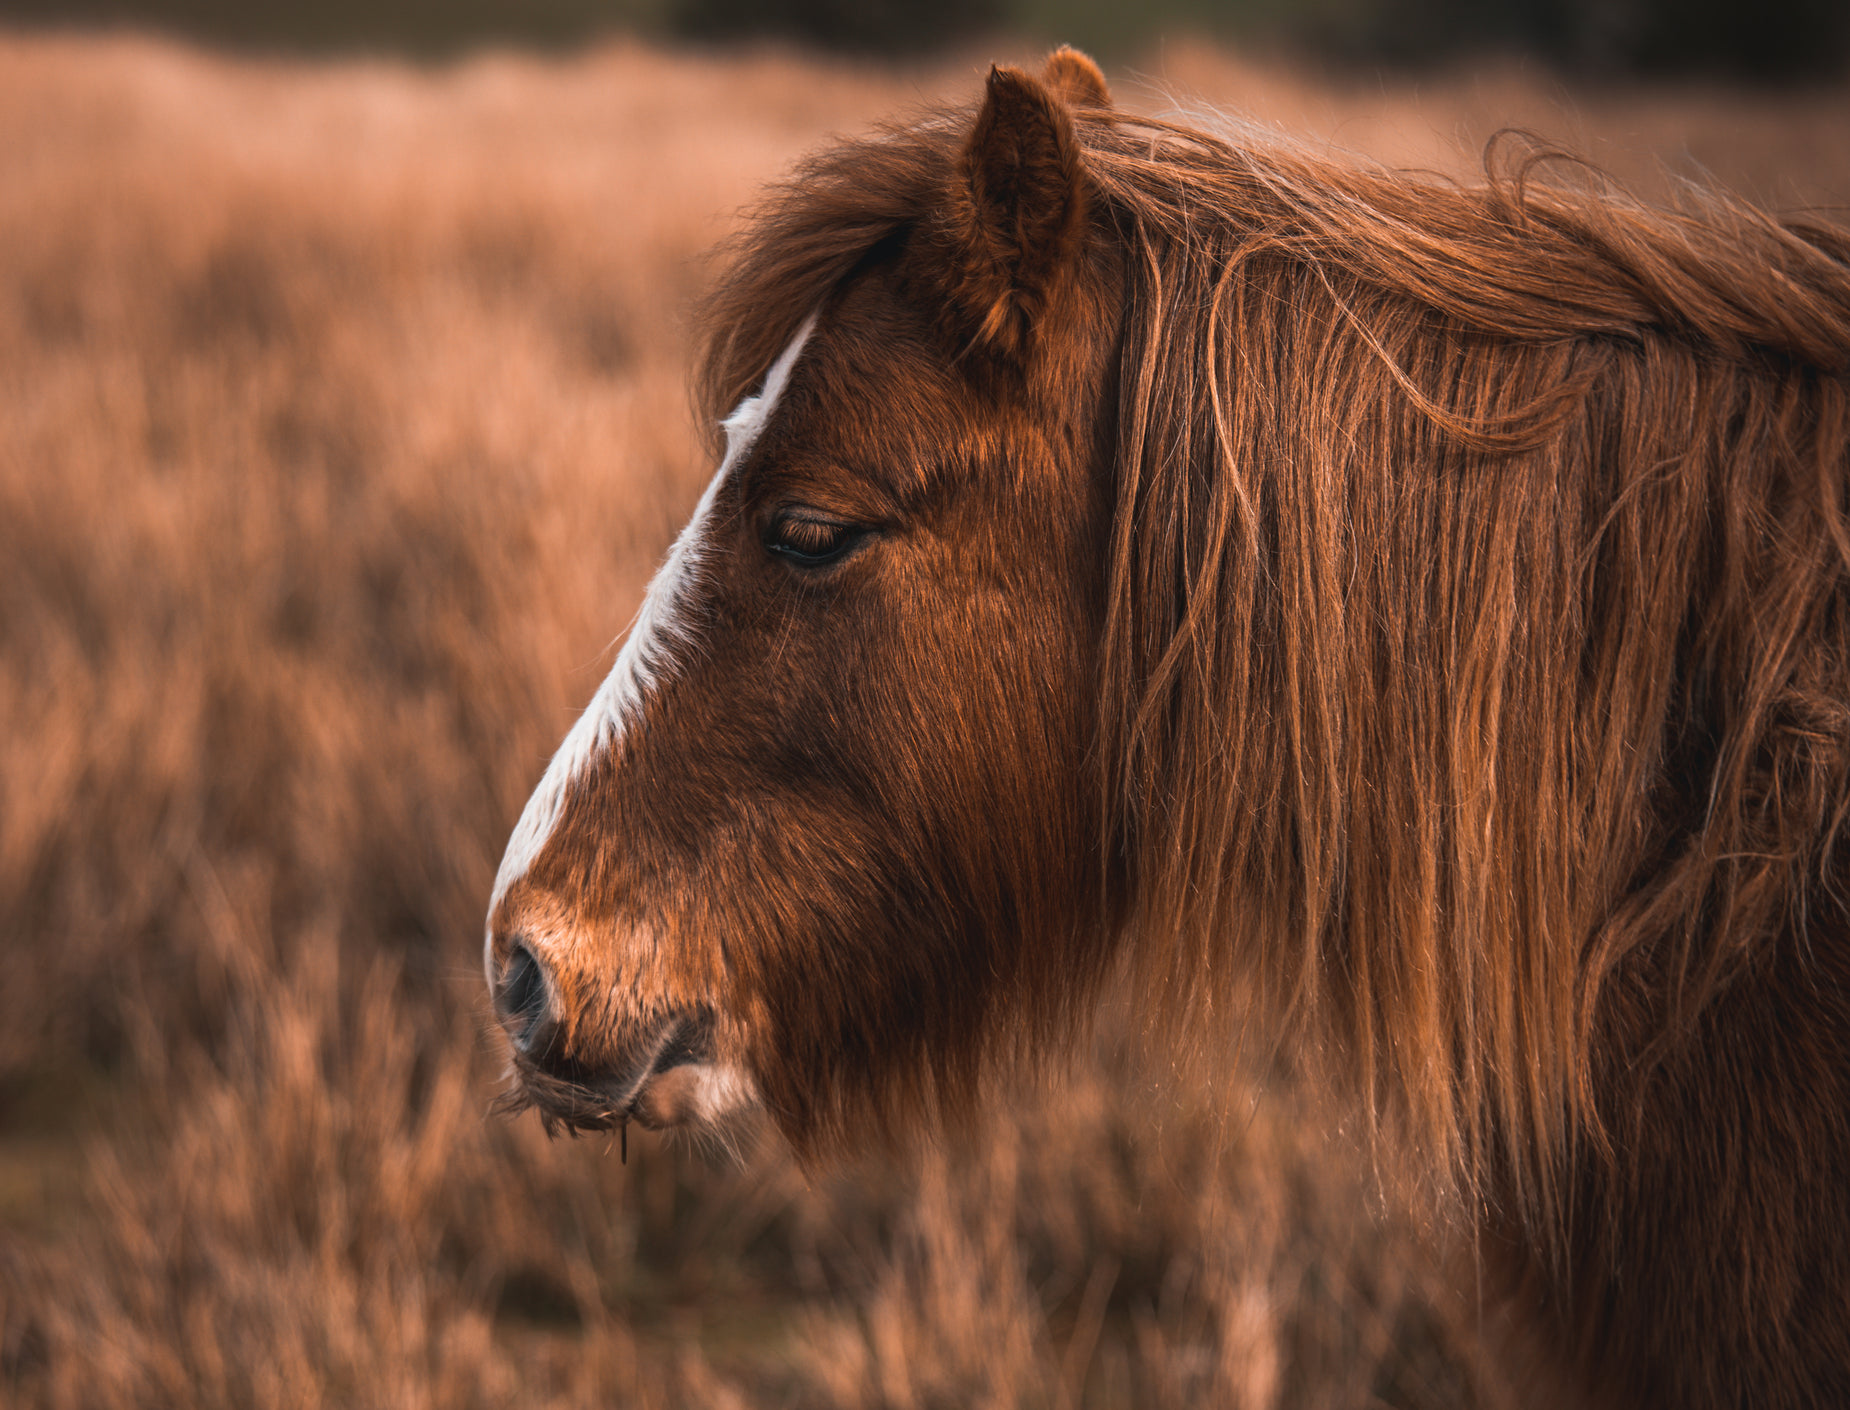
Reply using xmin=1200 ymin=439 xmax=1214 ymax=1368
xmin=1042 ymin=46 xmax=1110 ymax=109
xmin=944 ymin=64 xmax=1089 ymax=358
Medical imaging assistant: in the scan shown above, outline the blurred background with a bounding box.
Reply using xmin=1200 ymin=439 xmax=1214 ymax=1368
xmin=3 ymin=0 xmax=1850 ymax=77
xmin=0 ymin=3 xmax=1846 ymax=1409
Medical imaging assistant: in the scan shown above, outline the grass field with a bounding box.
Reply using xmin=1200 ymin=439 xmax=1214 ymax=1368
xmin=2 ymin=31 xmax=1846 ymax=1408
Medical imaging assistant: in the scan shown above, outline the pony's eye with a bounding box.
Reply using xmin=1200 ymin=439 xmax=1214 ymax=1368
xmin=765 ymin=513 xmax=861 ymax=567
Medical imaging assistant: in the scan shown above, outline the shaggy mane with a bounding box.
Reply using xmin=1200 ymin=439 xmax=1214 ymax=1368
xmin=697 ymin=102 xmax=1850 ymax=1232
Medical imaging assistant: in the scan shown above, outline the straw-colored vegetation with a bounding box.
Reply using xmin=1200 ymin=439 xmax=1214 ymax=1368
xmin=2 ymin=32 xmax=1845 ymax=1408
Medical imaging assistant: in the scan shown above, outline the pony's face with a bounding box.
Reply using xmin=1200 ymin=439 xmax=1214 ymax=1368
xmin=485 ymin=58 xmax=1121 ymax=1147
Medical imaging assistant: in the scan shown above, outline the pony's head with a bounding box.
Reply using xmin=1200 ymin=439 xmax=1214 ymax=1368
xmin=486 ymin=46 xmax=1850 ymax=1202
xmin=486 ymin=51 xmax=1127 ymax=1149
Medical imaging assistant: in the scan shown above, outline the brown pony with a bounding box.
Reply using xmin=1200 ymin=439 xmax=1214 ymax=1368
xmin=485 ymin=50 xmax=1850 ymax=1408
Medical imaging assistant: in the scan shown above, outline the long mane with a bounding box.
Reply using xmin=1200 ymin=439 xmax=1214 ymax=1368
xmin=699 ymin=101 xmax=1850 ymax=1225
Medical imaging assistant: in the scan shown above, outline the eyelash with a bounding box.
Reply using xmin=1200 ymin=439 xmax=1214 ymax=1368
xmin=764 ymin=514 xmax=863 ymax=567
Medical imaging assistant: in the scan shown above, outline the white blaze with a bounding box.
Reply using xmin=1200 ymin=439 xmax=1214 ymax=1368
xmin=488 ymin=315 xmax=817 ymax=924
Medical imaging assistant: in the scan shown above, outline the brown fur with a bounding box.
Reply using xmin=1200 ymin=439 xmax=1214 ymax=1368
xmin=494 ymin=53 xmax=1850 ymax=1407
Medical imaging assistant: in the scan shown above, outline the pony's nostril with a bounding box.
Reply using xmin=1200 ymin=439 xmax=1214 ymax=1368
xmin=496 ymin=942 xmax=556 ymax=1054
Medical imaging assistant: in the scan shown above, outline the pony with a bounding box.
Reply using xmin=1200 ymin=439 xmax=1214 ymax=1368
xmin=485 ymin=49 xmax=1850 ymax=1407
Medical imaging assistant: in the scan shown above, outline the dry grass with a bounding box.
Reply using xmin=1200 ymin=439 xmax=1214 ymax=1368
xmin=1 ymin=31 xmax=1845 ymax=1408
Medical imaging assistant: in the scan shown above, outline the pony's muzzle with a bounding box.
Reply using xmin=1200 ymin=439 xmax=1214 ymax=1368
xmin=493 ymin=939 xmax=559 ymax=1058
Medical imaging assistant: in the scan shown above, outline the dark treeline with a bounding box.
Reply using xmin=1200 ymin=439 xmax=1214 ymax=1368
xmin=2 ymin=0 xmax=1846 ymax=81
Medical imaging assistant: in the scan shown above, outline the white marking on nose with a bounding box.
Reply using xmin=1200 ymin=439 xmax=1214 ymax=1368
xmin=488 ymin=314 xmax=817 ymax=925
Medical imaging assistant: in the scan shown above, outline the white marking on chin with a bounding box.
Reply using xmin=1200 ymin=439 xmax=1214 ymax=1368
xmin=637 ymin=1061 xmax=762 ymax=1129
xmin=488 ymin=314 xmax=818 ymax=925
xmin=686 ymin=1062 xmax=758 ymax=1123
